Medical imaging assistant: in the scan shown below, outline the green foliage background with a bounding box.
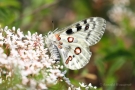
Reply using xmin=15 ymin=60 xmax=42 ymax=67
xmin=0 ymin=0 xmax=135 ymax=90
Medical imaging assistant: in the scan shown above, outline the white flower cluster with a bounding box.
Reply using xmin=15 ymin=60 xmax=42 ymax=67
xmin=107 ymin=0 xmax=135 ymax=36
xmin=113 ymin=0 xmax=130 ymax=6
xmin=68 ymin=82 xmax=97 ymax=90
xmin=0 ymin=26 xmax=97 ymax=90
xmin=108 ymin=0 xmax=134 ymax=24
xmin=0 ymin=26 xmax=65 ymax=89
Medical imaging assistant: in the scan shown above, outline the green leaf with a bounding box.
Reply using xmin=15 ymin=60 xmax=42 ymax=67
xmin=0 ymin=0 xmax=20 ymax=8
xmin=104 ymin=76 xmax=117 ymax=90
xmin=95 ymin=59 xmax=105 ymax=77
xmin=107 ymin=57 xmax=126 ymax=76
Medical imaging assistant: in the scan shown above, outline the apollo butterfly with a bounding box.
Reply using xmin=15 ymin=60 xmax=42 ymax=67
xmin=45 ymin=17 xmax=106 ymax=70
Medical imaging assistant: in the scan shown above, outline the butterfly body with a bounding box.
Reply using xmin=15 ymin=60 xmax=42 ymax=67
xmin=45 ymin=17 xmax=106 ymax=70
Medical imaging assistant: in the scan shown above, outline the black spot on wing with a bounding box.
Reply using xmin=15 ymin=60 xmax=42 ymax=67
xmin=85 ymin=24 xmax=89 ymax=31
xmin=83 ymin=19 xmax=87 ymax=24
xmin=90 ymin=18 xmax=94 ymax=22
xmin=92 ymin=23 xmax=96 ymax=29
xmin=66 ymin=29 xmax=73 ymax=34
xmin=75 ymin=23 xmax=82 ymax=31
xmin=87 ymin=32 xmax=91 ymax=36
xmin=55 ymin=59 xmax=60 ymax=62
xmin=85 ymin=30 xmax=92 ymax=40
xmin=76 ymin=26 xmax=82 ymax=31
xmin=76 ymin=60 xmax=79 ymax=63
xmin=76 ymin=23 xmax=80 ymax=26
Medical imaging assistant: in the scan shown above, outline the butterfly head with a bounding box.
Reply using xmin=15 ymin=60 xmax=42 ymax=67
xmin=45 ymin=31 xmax=60 ymax=47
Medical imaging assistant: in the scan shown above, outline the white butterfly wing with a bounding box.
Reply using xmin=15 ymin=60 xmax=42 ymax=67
xmin=57 ymin=34 xmax=92 ymax=70
xmin=54 ymin=17 xmax=106 ymax=70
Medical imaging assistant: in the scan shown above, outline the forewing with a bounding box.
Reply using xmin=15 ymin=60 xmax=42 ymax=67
xmin=56 ymin=17 xmax=106 ymax=46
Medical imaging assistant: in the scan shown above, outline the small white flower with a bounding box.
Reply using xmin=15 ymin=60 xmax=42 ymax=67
xmin=4 ymin=26 xmax=8 ymax=30
xmin=12 ymin=26 xmax=16 ymax=31
xmin=88 ymin=83 xmax=92 ymax=87
xmin=22 ymin=77 xmax=29 ymax=85
xmin=68 ymin=87 xmax=71 ymax=90
xmin=46 ymin=74 xmax=57 ymax=84
xmin=75 ymin=87 xmax=81 ymax=90
xmin=79 ymin=82 xmax=87 ymax=87
xmin=38 ymin=83 xmax=48 ymax=89
xmin=29 ymin=79 xmax=37 ymax=88
xmin=0 ymin=78 xmax=2 ymax=84
xmin=60 ymin=65 xmax=64 ymax=69
xmin=93 ymin=86 xmax=97 ymax=89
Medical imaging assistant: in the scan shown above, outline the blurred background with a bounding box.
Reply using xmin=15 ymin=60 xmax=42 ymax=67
xmin=0 ymin=0 xmax=135 ymax=90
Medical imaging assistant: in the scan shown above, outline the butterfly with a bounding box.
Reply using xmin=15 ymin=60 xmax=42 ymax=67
xmin=45 ymin=17 xmax=106 ymax=70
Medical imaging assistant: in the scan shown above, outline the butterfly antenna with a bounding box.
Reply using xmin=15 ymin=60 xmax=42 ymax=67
xmin=52 ymin=20 xmax=59 ymax=33
xmin=52 ymin=20 xmax=54 ymax=30
xmin=52 ymin=20 xmax=56 ymax=33
xmin=52 ymin=20 xmax=55 ymax=30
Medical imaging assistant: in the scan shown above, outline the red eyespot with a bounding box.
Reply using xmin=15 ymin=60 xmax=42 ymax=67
xmin=59 ymin=42 xmax=63 ymax=45
xmin=65 ymin=56 xmax=72 ymax=64
xmin=55 ymin=34 xmax=61 ymax=41
xmin=58 ymin=45 xmax=62 ymax=49
xmin=85 ymin=24 xmax=89 ymax=30
xmin=74 ymin=47 xmax=81 ymax=55
xmin=67 ymin=37 xmax=74 ymax=43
